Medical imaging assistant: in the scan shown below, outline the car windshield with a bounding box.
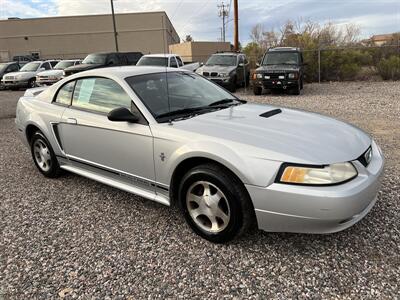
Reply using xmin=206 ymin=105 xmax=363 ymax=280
xmin=82 ymin=54 xmax=107 ymax=64
xmin=206 ymin=55 xmax=237 ymax=66
xmin=0 ymin=64 xmax=8 ymax=72
xmin=262 ymin=52 xmax=299 ymax=65
xmin=126 ymin=72 xmax=242 ymax=122
xmin=137 ymin=57 xmax=168 ymax=67
xmin=20 ymin=62 xmax=40 ymax=72
xmin=54 ymin=61 xmax=75 ymax=70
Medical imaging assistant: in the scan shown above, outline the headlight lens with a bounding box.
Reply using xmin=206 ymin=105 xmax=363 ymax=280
xmin=288 ymin=73 xmax=298 ymax=79
xmin=256 ymin=73 xmax=263 ymax=79
xmin=277 ymin=162 xmax=357 ymax=185
xmin=218 ymin=73 xmax=228 ymax=77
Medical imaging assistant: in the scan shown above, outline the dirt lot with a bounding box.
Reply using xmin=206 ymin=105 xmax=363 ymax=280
xmin=0 ymin=82 xmax=399 ymax=299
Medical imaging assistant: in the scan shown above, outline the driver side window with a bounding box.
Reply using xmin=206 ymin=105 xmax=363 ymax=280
xmin=170 ymin=58 xmax=178 ymax=68
xmin=71 ymin=78 xmax=132 ymax=113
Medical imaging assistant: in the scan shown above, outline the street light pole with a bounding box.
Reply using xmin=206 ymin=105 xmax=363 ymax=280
xmin=110 ymin=0 xmax=119 ymax=52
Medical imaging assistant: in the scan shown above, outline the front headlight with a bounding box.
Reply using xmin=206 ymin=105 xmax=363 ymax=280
xmin=218 ymin=73 xmax=228 ymax=77
xmin=256 ymin=73 xmax=263 ymax=79
xmin=277 ymin=162 xmax=357 ymax=185
xmin=288 ymin=73 xmax=298 ymax=79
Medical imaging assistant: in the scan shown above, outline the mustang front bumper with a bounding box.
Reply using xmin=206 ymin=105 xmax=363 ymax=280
xmin=247 ymin=140 xmax=384 ymax=234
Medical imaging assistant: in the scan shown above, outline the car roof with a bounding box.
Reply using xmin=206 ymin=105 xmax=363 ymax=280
xmin=67 ymin=66 xmax=185 ymax=80
xmin=141 ymin=54 xmax=177 ymax=58
xmin=213 ymin=52 xmax=241 ymax=56
xmin=1 ymin=62 xmax=18 ymax=65
xmin=269 ymin=47 xmax=300 ymax=52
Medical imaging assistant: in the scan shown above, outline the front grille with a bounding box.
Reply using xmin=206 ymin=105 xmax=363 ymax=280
xmin=210 ymin=72 xmax=218 ymax=77
xmin=203 ymin=72 xmax=209 ymax=77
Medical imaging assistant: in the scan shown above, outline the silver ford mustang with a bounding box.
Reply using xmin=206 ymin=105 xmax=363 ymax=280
xmin=15 ymin=66 xmax=384 ymax=243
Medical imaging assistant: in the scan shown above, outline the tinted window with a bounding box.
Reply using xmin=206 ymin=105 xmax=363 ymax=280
xmin=55 ymin=81 xmax=75 ymax=105
xmin=170 ymin=58 xmax=178 ymax=68
xmin=72 ymin=78 xmax=132 ymax=113
xmin=176 ymin=57 xmax=184 ymax=67
xmin=126 ymin=72 xmax=237 ymax=120
xmin=50 ymin=61 xmax=58 ymax=67
xmin=262 ymin=52 xmax=299 ymax=65
xmin=42 ymin=62 xmax=51 ymax=70
xmin=238 ymin=56 xmax=244 ymax=64
xmin=8 ymin=64 xmax=19 ymax=72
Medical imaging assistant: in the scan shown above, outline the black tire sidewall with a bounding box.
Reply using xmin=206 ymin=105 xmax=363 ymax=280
xmin=30 ymin=132 xmax=60 ymax=177
xmin=178 ymin=167 xmax=245 ymax=243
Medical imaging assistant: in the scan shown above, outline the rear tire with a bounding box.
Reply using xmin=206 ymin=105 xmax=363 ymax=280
xmin=253 ymin=86 xmax=262 ymax=95
xmin=30 ymin=131 xmax=62 ymax=178
xmin=178 ymin=163 xmax=255 ymax=243
xmin=228 ymin=77 xmax=237 ymax=93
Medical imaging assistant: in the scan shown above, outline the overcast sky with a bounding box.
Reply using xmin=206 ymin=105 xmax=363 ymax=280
xmin=1 ymin=0 xmax=399 ymax=44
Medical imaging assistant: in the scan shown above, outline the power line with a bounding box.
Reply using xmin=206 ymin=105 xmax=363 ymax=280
xmin=171 ymin=0 xmax=184 ymax=19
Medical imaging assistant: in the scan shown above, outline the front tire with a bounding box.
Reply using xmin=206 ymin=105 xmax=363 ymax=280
xmin=30 ymin=131 xmax=61 ymax=178
xmin=28 ymin=78 xmax=36 ymax=88
xmin=178 ymin=163 xmax=255 ymax=243
xmin=253 ymin=86 xmax=262 ymax=95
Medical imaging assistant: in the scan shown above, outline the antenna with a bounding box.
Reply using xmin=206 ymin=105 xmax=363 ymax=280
xmin=162 ymin=15 xmax=172 ymax=122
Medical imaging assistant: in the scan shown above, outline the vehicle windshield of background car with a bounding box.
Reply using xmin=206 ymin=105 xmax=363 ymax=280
xmin=137 ymin=57 xmax=168 ymax=67
xmin=205 ymin=55 xmax=237 ymax=66
xmin=19 ymin=62 xmax=40 ymax=72
xmin=262 ymin=52 xmax=299 ymax=65
xmin=82 ymin=54 xmax=107 ymax=65
xmin=54 ymin=61 xmax=75 ymax=70
xmin=126 ymin=72 xmax=240 ymax=122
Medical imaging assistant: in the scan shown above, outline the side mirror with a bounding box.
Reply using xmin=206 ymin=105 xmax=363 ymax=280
xmin=238 ymin=63 xmax=244 ymax=67
xmin=256 ymin=62 xmax=260 ymax=67
xmin=108 ymin=107 xmax=139 ymax=123
xmin=200 ymin=62 xmax=204 ymax=66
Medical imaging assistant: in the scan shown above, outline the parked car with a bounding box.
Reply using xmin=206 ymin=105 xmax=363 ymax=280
xmin=36 ymin=60 xmax=81 ymax=86
xmin=13 ymin=55 xmax=34 ymax=66
xmin=15 ymin=66 xmax=383 ymax=243
xmin=1 ymin=60 xmax=58 ymax=89
xmin=195 ymin=52 xmax=250 ymax=92
xmin=0 ymin=62 xmax=20 ymax=89
xmin=63 ymin=52 xmax=143 ymax=76
xmin=252 ymin=47 xmax=305 ymax=95
xmin=137 ymin=54 xmax=200 ymax=72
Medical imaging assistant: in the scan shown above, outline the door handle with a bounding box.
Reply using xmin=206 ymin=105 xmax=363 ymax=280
xmin=66 ymin=118 xmax=77 ymax=125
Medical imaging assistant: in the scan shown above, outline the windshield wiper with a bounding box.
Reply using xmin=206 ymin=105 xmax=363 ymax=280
xmin=156 ymin=107 xmax=210 ymax=120
xmin=208 ymin=99 xmax=237 ymax=106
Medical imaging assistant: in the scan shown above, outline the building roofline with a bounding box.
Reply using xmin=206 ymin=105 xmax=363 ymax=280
xmin=0 ymin=11 xmax=168 ymax=23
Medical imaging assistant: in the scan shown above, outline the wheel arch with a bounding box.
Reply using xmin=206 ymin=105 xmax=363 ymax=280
xmin=169 ymin=156 xmax=249 ymax=206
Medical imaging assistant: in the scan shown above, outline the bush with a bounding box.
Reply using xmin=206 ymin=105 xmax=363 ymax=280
xmin=377 ymin=55 xmax=400 ymax=80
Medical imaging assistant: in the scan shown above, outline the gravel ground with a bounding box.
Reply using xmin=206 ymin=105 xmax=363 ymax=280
xmin=0 ymin=82 xmax=399 ymax=299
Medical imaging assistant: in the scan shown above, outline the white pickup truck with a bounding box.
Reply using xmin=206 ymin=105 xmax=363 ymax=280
xmin=136 ymin=54 xmax=200 ymax=72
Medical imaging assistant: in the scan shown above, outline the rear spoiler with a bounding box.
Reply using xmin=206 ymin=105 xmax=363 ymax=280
xmin=23 ymin=87 xmax=47 ymax=97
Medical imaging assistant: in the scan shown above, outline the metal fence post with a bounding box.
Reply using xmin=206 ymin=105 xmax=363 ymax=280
xmin=318 ymin=48 xmax=321 ymax=84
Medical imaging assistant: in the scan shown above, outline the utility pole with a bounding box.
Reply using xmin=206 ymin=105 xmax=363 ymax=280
xmin=218 ymin=2 xmax=229 ymax=42
xmin=233 ymin=0 xmax=239 ymax=51
xmin=110 ymin=0 xmax=119 ymax=52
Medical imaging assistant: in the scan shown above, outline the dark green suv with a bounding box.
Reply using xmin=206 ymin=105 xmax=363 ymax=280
xmin=252 ymin=47 xmax=304 ymax=95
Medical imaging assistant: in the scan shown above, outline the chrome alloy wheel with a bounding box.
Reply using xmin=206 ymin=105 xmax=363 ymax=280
xmin=186 ymin=181 xmax=231 ymax=233
xmin=33 ymin=139 xmax=52 ymax=172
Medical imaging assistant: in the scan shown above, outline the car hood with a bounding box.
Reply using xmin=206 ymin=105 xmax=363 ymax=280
xmin=37 ymin=70 xmax=63 ymax=77
xmin=256 ymin=65 xmax=300 ymax=72
xmin=64 ymin=63 xmax=103 ymax=73
xmin=172 ymin=103 xmax=371 ymax=165
xmin=4 ymin=71 xmax=36 ymax=79
xmin=199 ymin=65 xmax=236 ymax=74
